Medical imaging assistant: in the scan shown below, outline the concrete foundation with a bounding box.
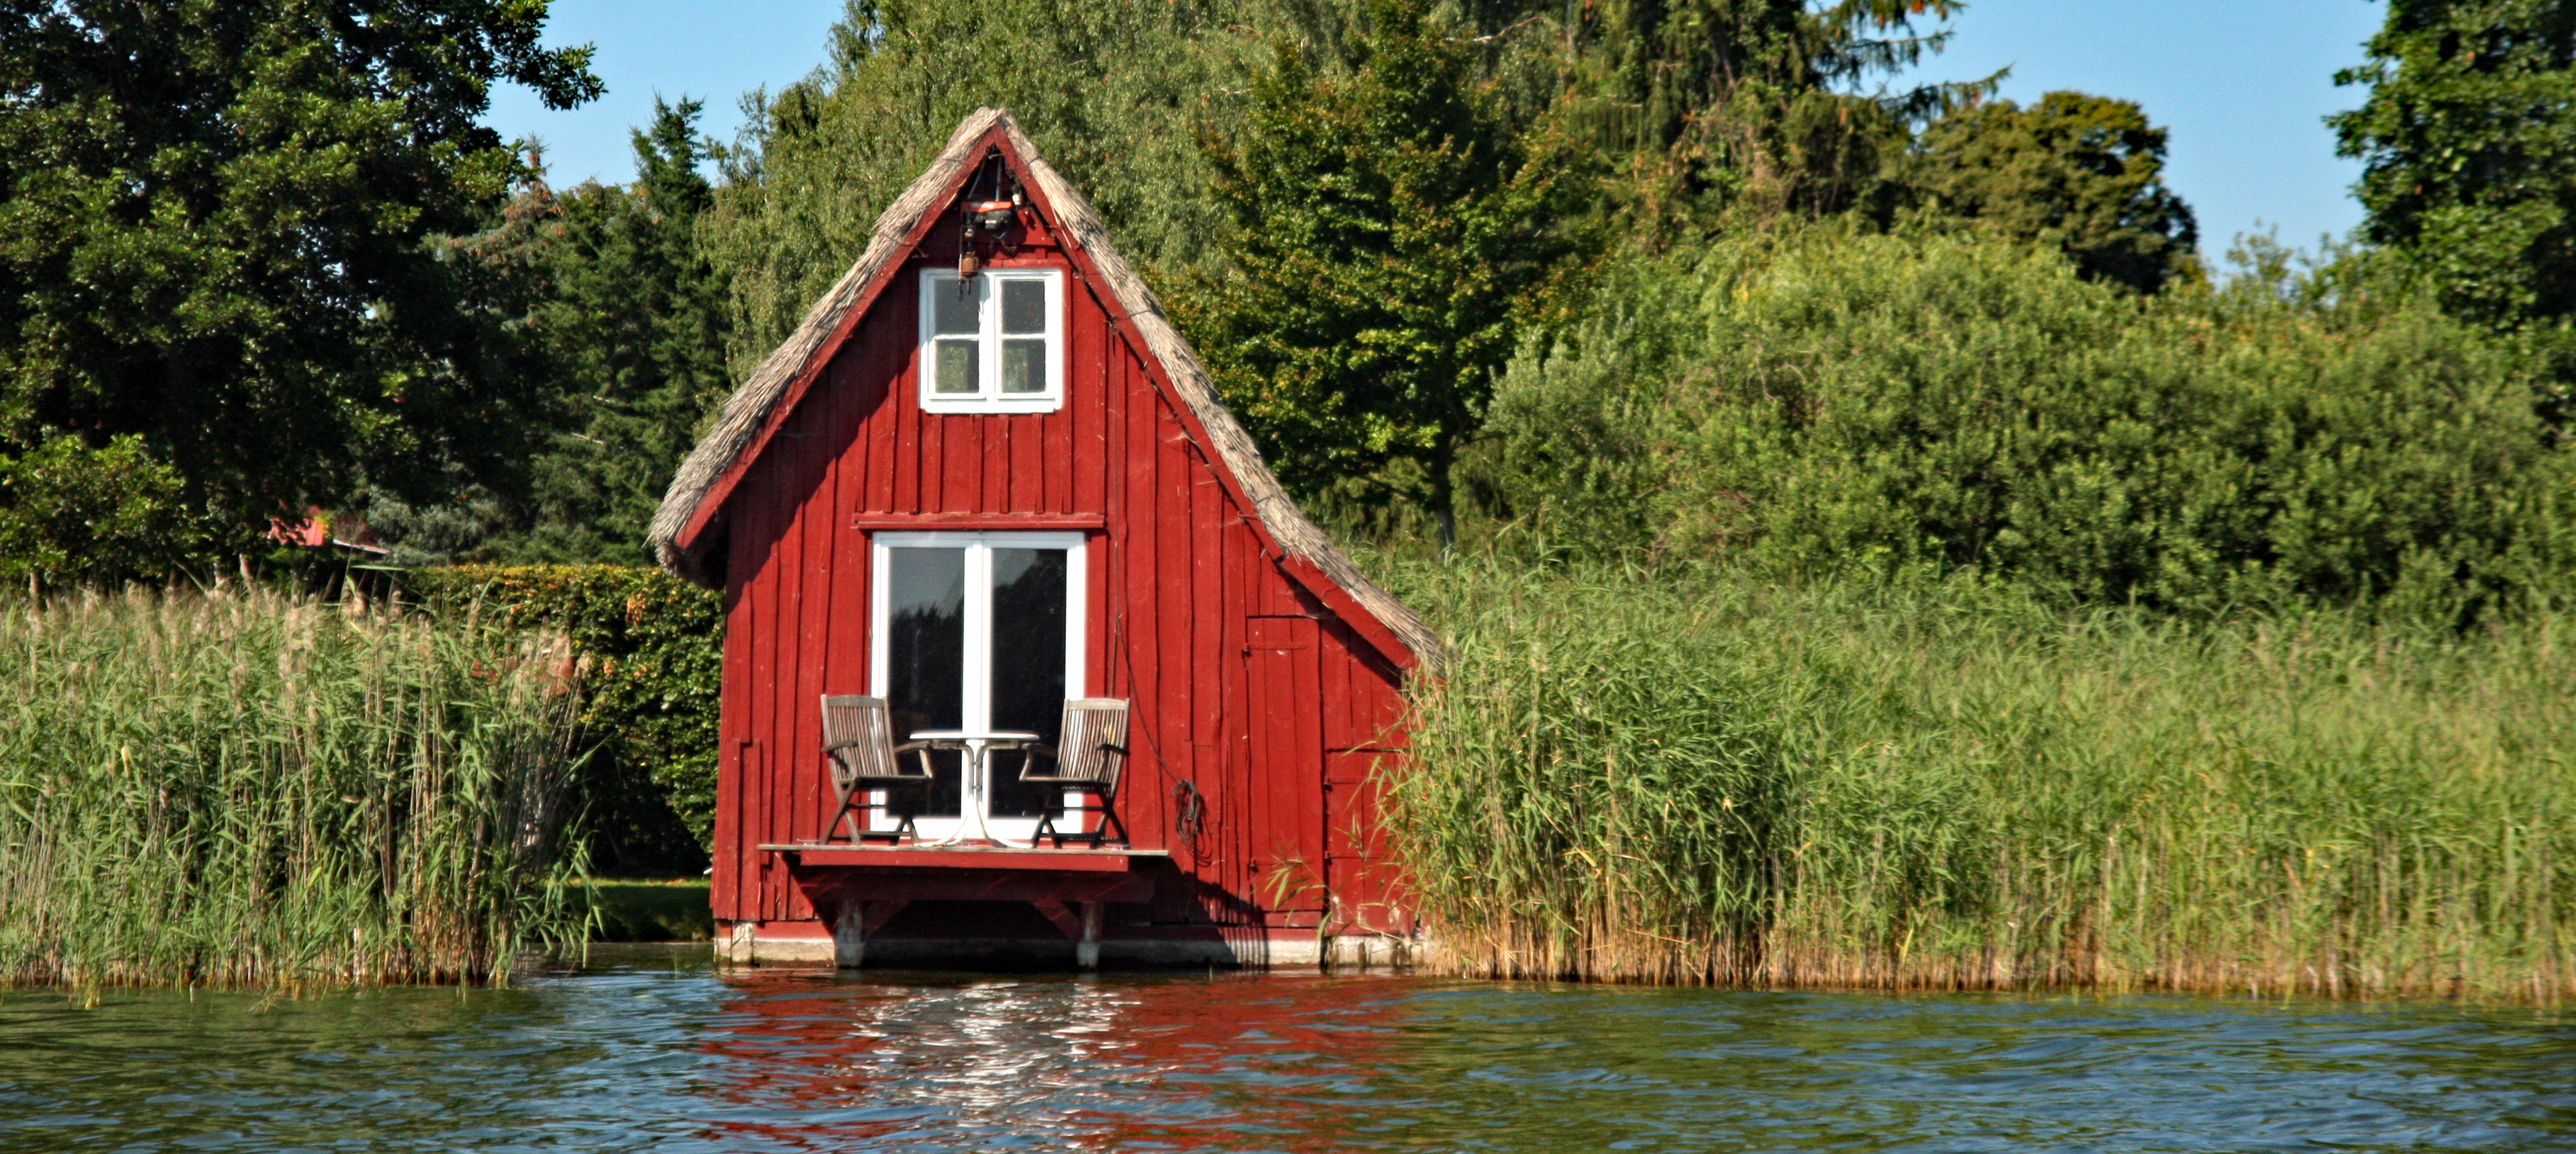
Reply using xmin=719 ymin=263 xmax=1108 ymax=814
xmin=714 ymin=917 xmax=1415 ymax=972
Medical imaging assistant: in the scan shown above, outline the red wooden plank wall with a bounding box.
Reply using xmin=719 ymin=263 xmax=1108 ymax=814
xmin=704 ymin=235 xmax=1411 ymax=932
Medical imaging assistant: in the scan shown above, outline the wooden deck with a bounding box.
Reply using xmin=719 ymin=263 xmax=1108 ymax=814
xmin=754 ymin=843 xmax=1169 ymax=899
xmin=757 ymin=842 xmax=1172 ymax=948
xmin=757 ymin=843 xmax=1165 ymax=872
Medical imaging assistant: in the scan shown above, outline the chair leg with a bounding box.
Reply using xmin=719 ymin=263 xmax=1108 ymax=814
xmin=825 ymin=784 xmax=865 ymax=845
xmin=880 ymin=794 xmax=921 ymax=843
xmin=1028 ymin=790 xmax=1126 ymax=849
xmin=841 ymin=789 xmax=920 ymax=843
xmin=1090 ymin=791 xmax=1130 ymax=849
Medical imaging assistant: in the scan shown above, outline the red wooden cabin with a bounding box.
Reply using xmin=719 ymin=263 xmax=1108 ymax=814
xmin=649 ymin=109 xmax=1439 ymax=968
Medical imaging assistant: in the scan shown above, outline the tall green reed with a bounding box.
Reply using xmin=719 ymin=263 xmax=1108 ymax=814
xmin=1385 ymin=558 xmax=2576 ymax=999
xmin=0 ymin=587 xmax=589 ymax=988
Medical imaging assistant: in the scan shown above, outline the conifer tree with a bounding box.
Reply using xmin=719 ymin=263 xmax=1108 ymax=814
xmin=1913 ymin=92 xmax=2199 ymax=293
xmin=1560 ymin=0 xmax=1976 ymax=233
xmin=515 ymin=99 xmax=735 ymax=564
xmin=1187 ymin=0 xmax=1594 ymax=545
xmin=368 ymin=99 xmax=734 ymax=565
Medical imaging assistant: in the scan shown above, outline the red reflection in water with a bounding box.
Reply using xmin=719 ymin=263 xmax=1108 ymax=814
xmin=690 ymin=969 xmax=1419 ymax=1151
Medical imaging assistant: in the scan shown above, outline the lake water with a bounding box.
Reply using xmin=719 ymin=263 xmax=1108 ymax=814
xmin=3 ymin=945 xmax=2571 ymax=1152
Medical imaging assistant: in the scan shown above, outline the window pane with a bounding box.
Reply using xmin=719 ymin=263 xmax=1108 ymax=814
xmin=932 ymin=276 xmax=979 ymax=335
xmin=987 ymin=547 xmax=1067 ymax=819
xmin=885 ymin=547 xmax=967 ymax=818
xmin=1000 ymin=339 xmax=1045 ymax=394
xmin=1000 ymin=278 xmax=1046 ymax=335
xmin=933 ymin=339 xmax=979 ymax=394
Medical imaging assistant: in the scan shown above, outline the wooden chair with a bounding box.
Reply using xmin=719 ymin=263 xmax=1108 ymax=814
xmin=820 ymin=695 xmax=936 ymax=843
xmin=1016 ymin=698 xmax=1132 ymax=848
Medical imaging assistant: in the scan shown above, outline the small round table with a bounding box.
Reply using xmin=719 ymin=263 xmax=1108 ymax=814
xmin=908 ymin=729 xmax=1042 ymax=847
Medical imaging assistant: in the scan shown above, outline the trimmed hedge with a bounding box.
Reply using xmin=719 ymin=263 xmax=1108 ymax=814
xmin=405 ymin=565 xmax=721 ymax=872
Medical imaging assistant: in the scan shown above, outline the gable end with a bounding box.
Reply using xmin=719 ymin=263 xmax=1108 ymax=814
xmin=648 ymin=108 xmax=1442 ymax=674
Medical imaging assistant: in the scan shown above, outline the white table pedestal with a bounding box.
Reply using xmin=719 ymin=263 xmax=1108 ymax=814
xmin=910 ymin=730 xmax=1039 ymax=847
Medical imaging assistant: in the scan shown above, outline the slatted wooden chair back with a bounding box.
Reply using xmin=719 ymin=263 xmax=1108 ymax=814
xmin=819 ymin=694 xmax=938 ymax=843
xmin=1055 ymin=698 xmax=1130 ymax=790
xmin=1017 ymin=698 xmax=1133 ymax=848
xmin=820 ymin=695 xmax=900 ymax=792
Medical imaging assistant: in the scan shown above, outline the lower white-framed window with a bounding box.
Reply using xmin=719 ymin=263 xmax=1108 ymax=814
xmin=867 ymin=531 xmax=1087 ymax=838
xmin=918 ymin=268 xmax=1064 ymax=413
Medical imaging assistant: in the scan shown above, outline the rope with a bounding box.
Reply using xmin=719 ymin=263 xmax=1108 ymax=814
xmin=1171 ymin=778 xmax=1208 ymax=855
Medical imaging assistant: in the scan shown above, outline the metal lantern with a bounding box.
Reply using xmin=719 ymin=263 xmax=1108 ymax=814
xmin=957 ymin=154 xmax=1025 ymax=289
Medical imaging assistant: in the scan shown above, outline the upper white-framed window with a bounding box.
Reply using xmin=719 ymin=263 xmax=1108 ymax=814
xmin=918 ymin=268 xmax=1065 ymax=414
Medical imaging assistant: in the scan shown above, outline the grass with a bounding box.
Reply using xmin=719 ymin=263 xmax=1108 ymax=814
xmin=1379 ymin=558 xmax=2576 ymax=1000
xmin=0 ymin=586 xmax=591 ymax=988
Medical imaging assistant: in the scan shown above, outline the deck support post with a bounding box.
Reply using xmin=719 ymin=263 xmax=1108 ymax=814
xmin=833 ymin=898 xmax=908 ymax=968
xmin=1077 ymin=900 xmax=1102 ymax=970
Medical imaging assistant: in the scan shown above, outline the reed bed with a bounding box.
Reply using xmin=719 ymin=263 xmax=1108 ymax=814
xmin=0 ymin=587 xmax=589 ymax=988
xmin=1384 ymin=560 xmax=2576 ymax=1000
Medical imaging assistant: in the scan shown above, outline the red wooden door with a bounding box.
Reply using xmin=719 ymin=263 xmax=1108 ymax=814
xmin=1244 ymin=615 xmax=1326 ymax=927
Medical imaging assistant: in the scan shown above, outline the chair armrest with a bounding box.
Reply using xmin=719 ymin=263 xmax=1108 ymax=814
xmin=898 ymin=742 xmax=938 ymax=778
xmin=1012 ymin=743 xmax=1058 ymax=781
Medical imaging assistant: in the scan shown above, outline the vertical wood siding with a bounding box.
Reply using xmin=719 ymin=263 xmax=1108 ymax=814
xmin=706 ymin=219 xmax=1410 ymax=933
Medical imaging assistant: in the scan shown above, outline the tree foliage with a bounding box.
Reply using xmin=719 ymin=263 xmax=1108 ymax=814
xmin=1913 ymin=91 xmax=2199 ymax=293
xmin=0 ymin=0 xmax=600 ymax=541
xmin=361 ymin=99 xmax=733 ymax=566
xmin=1479 ymin=231 xmax=2576 ymax=621
xmin=512 ymin=101 xmax=734 ymax=565
xmin=1560 ymin=0 xmax=1979 ymax=233
xmin=2332 ymin=0 xmax=2576 ymax=330
xmin=1185 ymin=0 xmax=1595 ymax=537
xmin=0 ymin=433 xmax=213 ymax=589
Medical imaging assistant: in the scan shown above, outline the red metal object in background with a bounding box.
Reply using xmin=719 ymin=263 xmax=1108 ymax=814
xmin=264 ymin=506 xmax=389 ymax=555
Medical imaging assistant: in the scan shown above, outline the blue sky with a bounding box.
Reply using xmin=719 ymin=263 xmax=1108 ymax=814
xmin=1888 ymin=0 xmax=2387 ymax=260
xmin=483 ymin=0 xmax=2389 ymax=260
xmin=482 ymin=0 xmax=847 ymax=181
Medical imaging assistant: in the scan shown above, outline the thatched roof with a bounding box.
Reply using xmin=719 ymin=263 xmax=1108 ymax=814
xmin=647 ymin=108 xmax=1441 ymax=672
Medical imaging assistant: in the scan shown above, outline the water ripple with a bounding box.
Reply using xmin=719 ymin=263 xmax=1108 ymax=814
xmin=0 ymin=947 xmax=2569 ymax=1152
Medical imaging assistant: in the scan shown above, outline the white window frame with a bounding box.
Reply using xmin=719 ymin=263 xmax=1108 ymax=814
xmin=917 ymin=268 xmax=1065 ymax=414
xmin=867 ymin=531 xmax=1087 ymax=839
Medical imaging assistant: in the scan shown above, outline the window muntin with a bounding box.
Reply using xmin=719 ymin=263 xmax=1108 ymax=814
xmin=919 ymin=269 xmax=1063 ymax=412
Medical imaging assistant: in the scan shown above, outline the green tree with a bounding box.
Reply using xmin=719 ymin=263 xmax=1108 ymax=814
xmin=0 ymin=434 xmax=214 ymax=590
xmin=516 ymin=100 xmax=733 ymax=564
xmin=1559 ymin=0 xmax=1978 ymax=235
xmin=2331 ymin=0 xmax=2576 ymax=329
xmin=705 ymin=0 xmax=1278 ymax=367
xmin=362 ymin=100 xmax=735 ymax=566
xmin=0 ymin=1 xmax=600 ymax=543
xmin=1912 ymin=91 xmax=2199 ymax=293
xmin=504 ymin=99 xmax=734 ymax=564
xmin=1185 ymin=0 xmax=1595 ymax=544
xmin=1483 ymin=230 xmax=2575 ymax=620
